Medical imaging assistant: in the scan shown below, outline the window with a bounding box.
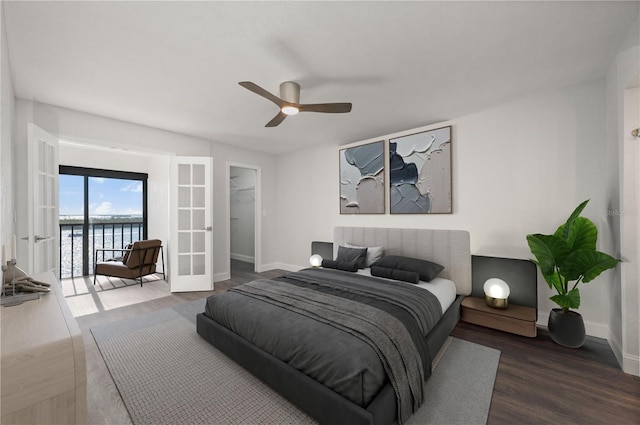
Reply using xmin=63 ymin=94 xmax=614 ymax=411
xmin=59 ymin=166 xmax=148 ymax=278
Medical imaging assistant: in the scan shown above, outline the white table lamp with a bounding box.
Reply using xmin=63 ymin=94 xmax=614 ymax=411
xmin=309 ymin=254 xmax=323 ymax=268
xmin=483 ymin=278 xmax=510 ymax=309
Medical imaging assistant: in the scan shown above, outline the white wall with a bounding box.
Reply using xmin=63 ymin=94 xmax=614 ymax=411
xmin=230 ymin=166 xmax=256 ymax=263
xmin=276 ymin=78 xmax=617 ymax=338
xmin=605 ymin=8 xmax=640 ymax=375
xmin=0 ymin=2 xmax=15 ymax=261
xmin=13 ymin=99 xmax=278 ymax=282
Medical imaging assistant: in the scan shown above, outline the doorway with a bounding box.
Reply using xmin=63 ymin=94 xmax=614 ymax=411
xmin=228 ymin=164 xmax=260 ymax=276
xmin=58 ymin=166 xmax=148 ymax=278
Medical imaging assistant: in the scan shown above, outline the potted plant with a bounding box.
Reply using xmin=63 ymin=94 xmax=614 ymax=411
xmin=526 ymin=200 xmax=620 ymax=348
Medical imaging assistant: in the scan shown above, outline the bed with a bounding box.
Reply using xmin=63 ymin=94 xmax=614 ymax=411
xmin=196 ymin=227 xmax=471 ymax=425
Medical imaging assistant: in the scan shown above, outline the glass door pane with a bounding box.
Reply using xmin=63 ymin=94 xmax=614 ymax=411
xmin=59 ymin=174 xmax=84 ymax=278
xmin=88 ymin=177 xmax=144 ymax=273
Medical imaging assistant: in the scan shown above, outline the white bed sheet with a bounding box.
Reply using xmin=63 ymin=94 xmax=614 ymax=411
xmin=355 ymin=268 xmax=457 ymax=313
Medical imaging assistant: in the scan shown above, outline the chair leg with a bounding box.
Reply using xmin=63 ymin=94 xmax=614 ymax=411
xmin=160 ymin=246 xmax=166 ymax=281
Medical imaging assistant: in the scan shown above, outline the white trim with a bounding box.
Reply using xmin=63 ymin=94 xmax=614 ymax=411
xmin=622 ymin=353 xmax=640 ymax=376
xmin=261 ymin=262 xmax=303 ymax=273
xmin=214 ymin=271 xmax=231 ymax=283
xmin=230 ymin=252 xmax=255 ymax=263
xmin=608 ymin=327 xmax=624 ymax=369
xmin=226 ymin=162 xmax=262 ymax=274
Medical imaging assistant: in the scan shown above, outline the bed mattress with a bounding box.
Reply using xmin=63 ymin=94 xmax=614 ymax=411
xmin=355 ymin=268 xmax=456 ymax=312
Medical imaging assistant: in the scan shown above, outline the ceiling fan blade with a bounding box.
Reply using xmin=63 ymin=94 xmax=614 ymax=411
xmin=239 ymin=81 xmax=285 ymax=107
xmin=265 ymin=111 xmax=287 ymax=127
xmin=298 ymin=103 xmax=352 ymax=113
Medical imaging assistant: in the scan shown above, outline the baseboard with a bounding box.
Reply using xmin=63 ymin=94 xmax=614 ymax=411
xmin=260 ymin=262 xmax=302 ymax=273
xmin=537 ymin=311 xmax=609 ymax=339
xmin=622 ymin=353 xmax=640 ymax=376
xmin=213 ymin=271 xmax=230 ymax=282
xmin=608 ymin=328 xmax=624 ymax=370
xmin=230 ymin=253 xmax=255 ymax=263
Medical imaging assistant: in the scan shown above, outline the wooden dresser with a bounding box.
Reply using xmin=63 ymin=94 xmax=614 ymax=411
xmin=1 ymin=271 xmax=86 ymax=424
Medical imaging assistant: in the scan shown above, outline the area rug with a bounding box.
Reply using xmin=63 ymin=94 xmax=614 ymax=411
xmin=92 ymin=299 xmax=500 ymax=425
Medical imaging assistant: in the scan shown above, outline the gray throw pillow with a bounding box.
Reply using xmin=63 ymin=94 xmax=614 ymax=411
xmin=321 ymin=259 xmax=359 ymax=272
xmin=370 ymin=266 xmax=420 ymax=284
xmin=371 ymin=255 xmax=444 ymax=282
xmin=336 ymin=245 xmax=368 ymax=269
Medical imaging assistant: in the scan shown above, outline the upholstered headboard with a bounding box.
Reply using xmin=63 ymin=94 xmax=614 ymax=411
xmin=333 ymin=227 xmax=472 ymax=295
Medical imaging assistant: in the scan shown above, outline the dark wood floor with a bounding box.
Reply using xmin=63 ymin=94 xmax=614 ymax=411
xmin=453 ymin=321 xmax=640 ymax=425
xmin=69 ymin=261 xmax=640 ymax=425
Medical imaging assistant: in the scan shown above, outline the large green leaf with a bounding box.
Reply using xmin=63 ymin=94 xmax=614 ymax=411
xmin=555 ymin=217 xmax=597 ymax=252
xmin=542 ymin=271 xmax=565 ymax=294
xmin=559 ymin=199 xmax=589 ymax=241
xmin=526 ymin=234 xmax=570 ymax=275
xmin=563 ymin=250 xmax=621 ymax=283
xmin=550 ymin=288 xmax=581 ymax=310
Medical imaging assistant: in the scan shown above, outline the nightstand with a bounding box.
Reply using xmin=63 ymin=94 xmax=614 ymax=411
xmin=461 ymin=296 xmax=537 ymax=337
xmin=462 ymin=255 xmax=538 ymax=337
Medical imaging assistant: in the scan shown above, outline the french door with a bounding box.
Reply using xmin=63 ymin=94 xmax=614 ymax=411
xmin=27 ymin=123 xmax=59 ymax=275
xmin=169 ymin=157 xmax=213 ymax=292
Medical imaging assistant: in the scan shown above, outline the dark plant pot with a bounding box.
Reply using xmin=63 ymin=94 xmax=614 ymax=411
xmin=548 ymin=308 xmax=586 ymax=348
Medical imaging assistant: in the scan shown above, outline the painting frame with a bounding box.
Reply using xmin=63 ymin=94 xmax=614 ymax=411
xmin=339 ymin=140 xmax=385 ymax=214
xmin=388 ymin=126 xmax=452 ymax=214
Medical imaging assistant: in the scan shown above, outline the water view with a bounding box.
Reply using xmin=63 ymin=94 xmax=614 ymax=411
xmin=59 ymin=215 xmax=144 ymax=278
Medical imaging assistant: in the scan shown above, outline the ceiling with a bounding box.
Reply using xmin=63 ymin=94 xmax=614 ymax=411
xmin=3 ymin=1 xmax=638 ymax=155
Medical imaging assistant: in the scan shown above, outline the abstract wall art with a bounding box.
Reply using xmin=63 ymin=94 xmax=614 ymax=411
xmin=389 ymin=126 xmax=452 ymax=214
xmin=339 ymin=140 xmax=385 ymax=214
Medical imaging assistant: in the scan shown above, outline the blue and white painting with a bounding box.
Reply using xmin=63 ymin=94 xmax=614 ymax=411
xmin=340 ymin=141 xmax=385 ymax=214
xmin=389 ymin=126 xmax=452 ymax=214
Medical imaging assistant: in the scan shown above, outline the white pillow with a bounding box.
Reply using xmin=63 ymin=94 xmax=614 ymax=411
xmin=344 ymin=243 xmax=384 ymax=267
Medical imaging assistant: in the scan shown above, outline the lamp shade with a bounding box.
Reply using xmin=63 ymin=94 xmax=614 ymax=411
xmin=483 ymin=278 xmax=510 ymax=308
xmin=309 ymin=254 xmax=323 ymax=267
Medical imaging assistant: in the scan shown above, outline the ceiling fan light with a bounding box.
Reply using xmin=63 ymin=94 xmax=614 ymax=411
xmin=282 ymin=106 xmax=299 ymax=115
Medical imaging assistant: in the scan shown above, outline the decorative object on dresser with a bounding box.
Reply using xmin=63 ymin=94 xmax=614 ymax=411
xmin=389 ymin=126 xmax=452 ymax=214
xmin=1 ymin=236 xmax=48 ymax=306
xmin=526 ymin=200 xmax=620 ymax=348
xmin=461 ymin=255 xmax=538 ymax=337
xmin=339 ymin=141 xmax=385 ymax=214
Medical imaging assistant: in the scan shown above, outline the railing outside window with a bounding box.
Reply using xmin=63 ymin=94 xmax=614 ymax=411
xmin=59 ymin=221 xmax=144 ymax=278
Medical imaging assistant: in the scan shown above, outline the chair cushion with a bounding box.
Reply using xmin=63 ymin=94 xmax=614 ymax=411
xmin=125 ymin=239 xmax=162 ymax=269
xmin=95 ymin=261 xmax=157 ymax=279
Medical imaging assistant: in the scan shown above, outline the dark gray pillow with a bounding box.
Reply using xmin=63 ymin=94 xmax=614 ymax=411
xmin=371 ymin=255 xmax=444 ymax=282
xmin=336 ymin=245 xmax=368 ymax=269
xmin=371 ymin=266 xmax=420 ymax=284
xmin=321 ymin=259 xmax=358 ymax=272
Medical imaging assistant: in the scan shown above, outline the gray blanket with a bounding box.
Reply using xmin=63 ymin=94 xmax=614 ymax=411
xmin=204 ymin=268 xmax=443 ymax=424
xmin=234 ymin=279 xmax=423 ymax=424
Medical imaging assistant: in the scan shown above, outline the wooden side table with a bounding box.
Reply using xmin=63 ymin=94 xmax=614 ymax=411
xmin=461 ymin=296 xmax=537 ymax=337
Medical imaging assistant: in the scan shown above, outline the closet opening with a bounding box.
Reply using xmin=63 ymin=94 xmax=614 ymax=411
xmin=229 ymin=165 xmax=258 ymax=276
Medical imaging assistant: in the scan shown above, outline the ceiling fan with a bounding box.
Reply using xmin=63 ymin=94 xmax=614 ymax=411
xmin=239 ymin=81 xmax=352 ymax=127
